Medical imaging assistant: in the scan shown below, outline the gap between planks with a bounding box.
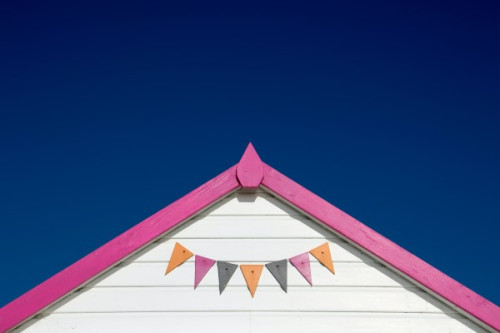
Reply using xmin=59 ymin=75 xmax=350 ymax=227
xmin=87 ymin=285 xmax=422 ymax=289
xmin=43 ymin=309 xmax=463 ymax=315
xmin=120 ymin=260 xmax=377 ymax=263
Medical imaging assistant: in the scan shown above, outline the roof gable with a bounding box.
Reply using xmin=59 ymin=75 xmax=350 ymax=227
xmin=1 ymin=143 xmax=498 ymax=332
xmin=11 ymin=190 xmax=486 ymax=332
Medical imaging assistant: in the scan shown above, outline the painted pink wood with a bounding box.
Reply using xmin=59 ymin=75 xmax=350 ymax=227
xmin=1 ymin=144 xmax=499 ymax=332
xmin=0 ymin=165 xmax=240 ymax=333
xmin=261 ymin=162 xmax=500 ymax=332
xmin=289 ymin=252 xmax=313 ymax=286
xmin=236 ymin=142 xmax=263 ymax=189
xmin=194 ymin=255 xmax=216 ymax=289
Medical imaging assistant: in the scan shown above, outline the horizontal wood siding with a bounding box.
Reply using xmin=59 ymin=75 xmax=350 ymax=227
xmin=12 ymin=191 xmax=488 ymax=332
xmin=13 ymin=313 xmax=486 ymax=333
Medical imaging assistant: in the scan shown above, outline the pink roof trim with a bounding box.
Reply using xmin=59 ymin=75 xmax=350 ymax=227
xmin=1 ymin=144 xmax=498 ymax=332
xmin=0 ymin=165 xmax=239 ymax=332
xmin=261 ymin=163 xmax=499 ymax=331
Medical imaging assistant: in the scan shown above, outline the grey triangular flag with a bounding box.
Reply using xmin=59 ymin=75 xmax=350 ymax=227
xmin=217 ymin=261 xmax=238 ymax=294
xmin=265 ymin=259 xmax=287 ymax=292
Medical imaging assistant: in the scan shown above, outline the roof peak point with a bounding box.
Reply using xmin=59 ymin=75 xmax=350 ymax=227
xmin=236 ymin=143 xmax=264 ymax=189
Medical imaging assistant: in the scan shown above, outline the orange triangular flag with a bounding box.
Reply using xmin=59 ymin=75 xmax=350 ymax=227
xmin=240 ymin=265 xmax=264 ymax=297
xmin=165 ymin=243 xmax=194 ymax=275
xmin=310 ymin=242 xmax=335 ymax=274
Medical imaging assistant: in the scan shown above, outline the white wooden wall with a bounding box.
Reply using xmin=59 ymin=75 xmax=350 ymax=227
xmin=12 ymin=190 xmax=488 ymax=332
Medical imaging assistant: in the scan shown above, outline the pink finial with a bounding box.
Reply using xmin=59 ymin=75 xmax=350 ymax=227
xmin=236 ymin=142 xmax=264 ymax=189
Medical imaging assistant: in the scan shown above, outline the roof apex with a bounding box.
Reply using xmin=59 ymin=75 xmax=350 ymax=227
xmin=1 ymin=147 xmax=499 ymax=332
xmin=236 ymin=142 xmax=264 ymax=189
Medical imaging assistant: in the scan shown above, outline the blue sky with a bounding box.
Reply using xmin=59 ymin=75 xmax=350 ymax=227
xmin=0 ymin=1 xmax=499 ymax=307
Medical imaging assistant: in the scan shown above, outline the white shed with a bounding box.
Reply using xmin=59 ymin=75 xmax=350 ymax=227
xmin=1 ymin=144 xmax=498 ymax=332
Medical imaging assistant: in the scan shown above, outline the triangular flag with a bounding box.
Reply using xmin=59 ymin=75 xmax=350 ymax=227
xmin=217 ymin=261 xmax=238 ymax=294
xmin=165 ymin=242 xmax=193 ymax=275
xmin=265 ymin=259 xmax=287 ymax=292
xmin=310 ymin=242 xmax=335 ymax=274
xmin=240 ymin=265 xmax=264 ymax=297
xmin=289 ymin=252 xmax=312 ymax=285
xmin=194 ymin=255 xmax=216 ymax=289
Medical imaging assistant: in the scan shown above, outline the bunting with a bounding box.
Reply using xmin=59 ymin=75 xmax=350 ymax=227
xmin=194 ymin=255 xmax=216 ymax=289
xmin=165 ymin=242 xmax=193 ymax=275
xmin=265 ymin=259 xmax=287 ymax=292
xmin=310 ymin=242 xmax=335 ymax=274
xmin=240 ymin=265 xmax=264 ymax=297
xmin=289 ymin=252 xmax=312 ymax=286
xmin=217 ymin=261 xmax=238 ymax=294
xmin=164 ymin=242 xmax=335 ymax=297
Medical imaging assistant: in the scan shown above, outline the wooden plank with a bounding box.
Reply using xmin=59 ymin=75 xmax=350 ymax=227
xmin=251 ymin=312 xmax=487 ymax=333
xmin=204 ymin=192 xmax=299 ymax=216
xmin=12 ymin=313 xmax=251 ymax=333
xmin=167 ymin=215 xmax=332 ymax=239
xmin=13 ymin=312 xmax=486 ymax=333
xmin=49 ymin=287 xmax=454 ymax=313
xmin=130 ymin=239 xmax=367 ymax=263
xmin=91 ymin=262 xmax=413 ymax=288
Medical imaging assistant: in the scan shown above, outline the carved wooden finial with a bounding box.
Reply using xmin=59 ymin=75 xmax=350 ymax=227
xmin=236 ymin=142 xmax=264 ymax=189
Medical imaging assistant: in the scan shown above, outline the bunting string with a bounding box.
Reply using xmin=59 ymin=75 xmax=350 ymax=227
xmin=164 ymin=242 xmax=335 ymax=298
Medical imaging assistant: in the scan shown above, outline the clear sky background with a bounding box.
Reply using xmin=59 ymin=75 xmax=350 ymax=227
xmin=1 ymin=1 xmax=499 ymax=307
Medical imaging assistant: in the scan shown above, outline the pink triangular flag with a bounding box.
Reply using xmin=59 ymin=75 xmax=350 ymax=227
xmin=289 ymin=252 xmax=312 ymax=285
xmin=194 ymin=255 xmax=216 ymax=289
